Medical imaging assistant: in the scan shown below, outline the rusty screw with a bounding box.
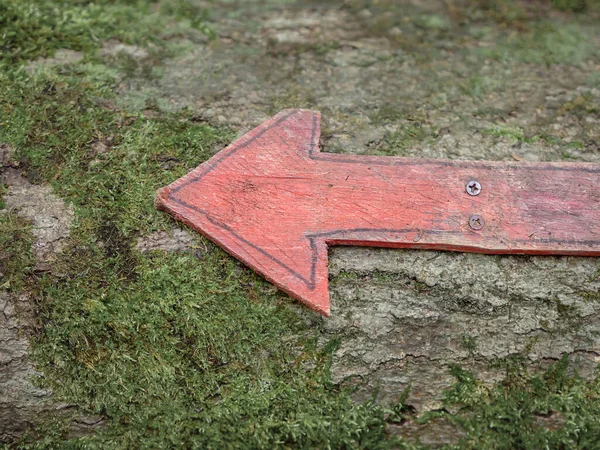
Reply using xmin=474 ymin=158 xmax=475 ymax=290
xmin=469 ymin=214 xmax=485 ymax=230
xmin=466 ymin=180 xmax=482 ymax=196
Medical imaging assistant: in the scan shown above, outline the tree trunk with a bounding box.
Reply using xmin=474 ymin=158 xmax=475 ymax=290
xmin=314 ymin=247 xmax=599 ymax=411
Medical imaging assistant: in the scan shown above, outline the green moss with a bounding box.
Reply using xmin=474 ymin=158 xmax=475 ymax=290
xmin=27 ymin=248 xmax=407 ymax=448
xmin=479 ymin=22 xmax=600 ymax=65
xmin=314 ymin=40 xmax=341 ymax=56
xmin=0 ymin=0 xmax=213 ymax=65
xmin=269 ymin=85 xmax=316 ymax=115
xmin=416 ymin=14 xmax=451 ymax=30
xmin=483 ymin=125 xmax=526 ymax=142
xmin=558 ymin=94 xmax=599 ymax=118
xmin=371 ymin=105 xmax=408 ymax=124
xmin=462 ymin=0 xmax=527 ymax=27
xmin=459 ymin=75 xmax=503 ymax=98
xmin=556 ymin=300 xmax=580 ymax=319
xmin=375 ymin=124 xmax=430 ymax=156
xmin=159 ymin=0 xmax=215 ymax=38
xmin=1 ymin=70 xmax=234 ymax=238
xmin=586 ymin=71 xmax=600 ymax=88
xmin=0 ymin=184 xmax=6 ymax=210
xmin=552 ymin=0 xmax=588 ymax=12
xmin=0 ymin=214 xmax=35 ymax=292
xmin=581 ymin=290 xmax=600 ymax=302
xmin=482 ymin=125 xmax=587 ymax=151
xmin=561 ymin=150 xmax=581 ymax=160
xmin=460 ymin=334 xmax=478 ymax=356
xmin=0 ymin=0 xmax=146 ymax=64
xmin=337 ymin=271 xmax=360 ymax=281
xmin=368 ymin=107 xmax=433 ymax=155
xmin=443 ymin=356 xmax=600 ymax=449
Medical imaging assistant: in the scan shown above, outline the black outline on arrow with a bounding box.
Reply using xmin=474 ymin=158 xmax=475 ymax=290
xmin=167 ymin=110 xmax=600 ymax=291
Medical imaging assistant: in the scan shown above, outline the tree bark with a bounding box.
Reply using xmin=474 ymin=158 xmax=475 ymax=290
xmin=312 ymin=247 xmax=600 ymax=412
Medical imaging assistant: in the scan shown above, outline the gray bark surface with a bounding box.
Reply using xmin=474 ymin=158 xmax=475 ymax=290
xmin=0 ymin=146 xmax=103 ymax=443
xmin=321 ymin=248 xmax=599 ymax=410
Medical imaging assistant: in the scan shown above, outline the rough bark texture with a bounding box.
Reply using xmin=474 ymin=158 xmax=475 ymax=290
xmin=0 ymin=145 xmax=104 ymax=443
xmin=135 ymin=228 xmax=198 ymax=254
xmin=0 ymin=291 xmax=51 ymax=442
xmin=0 ymin=291 xmax=105 ymax=443
xmin=2 ymin=168 xmax=74 ymax=273
xmin=324 ymin=247 xmax=599 ymax=410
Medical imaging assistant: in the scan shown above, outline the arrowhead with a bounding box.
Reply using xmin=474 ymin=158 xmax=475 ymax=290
xmin=155 ymin=109 xmax=331 ymax=316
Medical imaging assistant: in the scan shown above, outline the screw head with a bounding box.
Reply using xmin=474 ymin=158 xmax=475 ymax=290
xmin=469 ymin=214 xmax=485 ymax=230
xmin=466 ymin=180 xmax=482 ymax=196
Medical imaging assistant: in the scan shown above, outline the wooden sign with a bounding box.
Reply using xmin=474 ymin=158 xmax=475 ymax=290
xmin=156 ymin=109 xmax=600 ymax=316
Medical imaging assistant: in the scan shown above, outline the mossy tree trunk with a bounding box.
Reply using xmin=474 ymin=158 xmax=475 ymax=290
xmin=313 ymin=247 xmax=600 ymax=411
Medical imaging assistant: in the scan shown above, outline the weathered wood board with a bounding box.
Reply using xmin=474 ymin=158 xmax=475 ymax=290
xmin=156 ymin=109 xmax=600 ymax=316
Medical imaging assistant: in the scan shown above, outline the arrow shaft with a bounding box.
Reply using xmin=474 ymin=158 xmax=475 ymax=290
xmin=312 ymin=157 xmax=599 ymax=255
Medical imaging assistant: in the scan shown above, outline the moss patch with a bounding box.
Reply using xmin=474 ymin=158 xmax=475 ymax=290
xmin=444 ymin=357 xmax=600 ymax=449
xmin=0 ymin=0 xmax=213 ymax=65
xmin=0 ymin=215 xmax=35 ymax=292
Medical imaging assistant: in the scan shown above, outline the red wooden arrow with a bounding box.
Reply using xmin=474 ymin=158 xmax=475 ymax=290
xmin=156 ymin=109 xmax=600 ymax=316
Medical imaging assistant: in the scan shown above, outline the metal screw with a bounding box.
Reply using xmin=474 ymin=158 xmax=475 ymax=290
xmin=469 ymin=215 xmax=485 ymax=230
xmin=466 ymin=180 xmax=482 ymax=196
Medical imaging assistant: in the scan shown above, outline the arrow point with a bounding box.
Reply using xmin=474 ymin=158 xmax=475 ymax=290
xmin=155 ymin=109 xmax=330 ymax=316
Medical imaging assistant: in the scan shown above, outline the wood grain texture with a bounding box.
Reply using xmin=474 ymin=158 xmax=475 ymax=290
xmin=155 ymin=109 xmax=600 ymax=316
